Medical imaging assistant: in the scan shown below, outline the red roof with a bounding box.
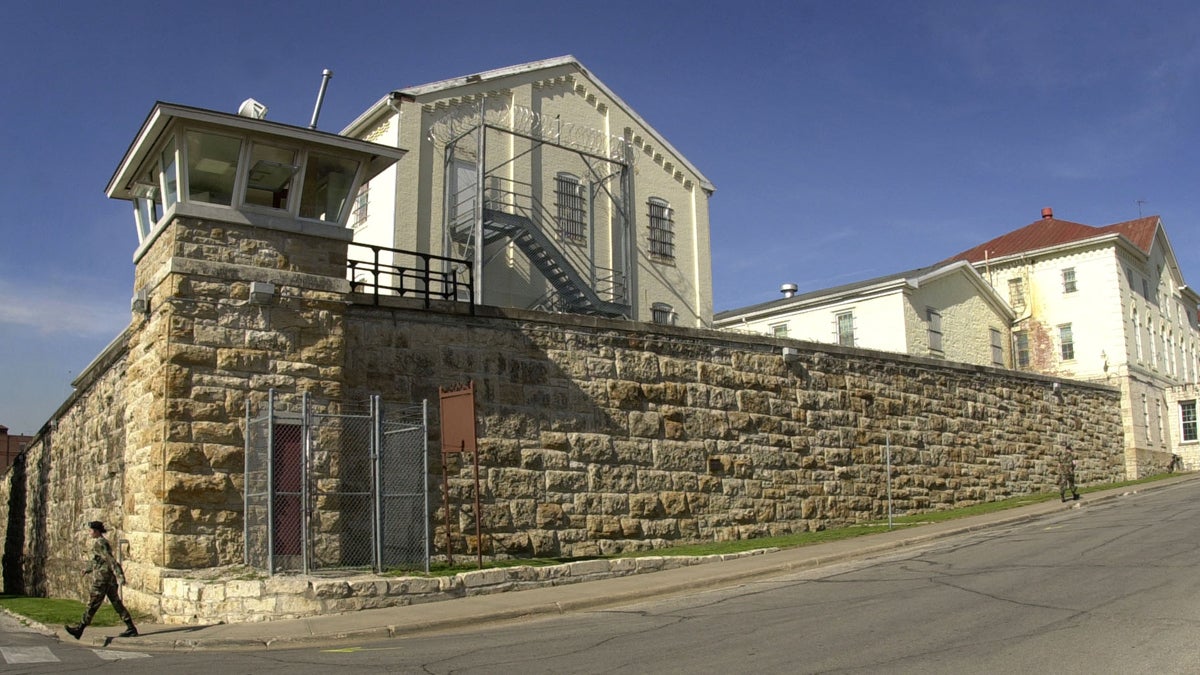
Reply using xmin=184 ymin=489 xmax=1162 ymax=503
xmin=944 ymin=214 xmax=1160 ymax=264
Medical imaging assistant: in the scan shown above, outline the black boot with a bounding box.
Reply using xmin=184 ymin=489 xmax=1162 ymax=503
xmin=118 ymin=621 xmax=138 ymax=638
xmin=64 ymin=624 xmax=83 ymax=640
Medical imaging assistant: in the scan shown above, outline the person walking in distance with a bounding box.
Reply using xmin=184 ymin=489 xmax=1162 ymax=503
xmin=64 ymin=521 xmax=137 ymax=639
xmin=1057 ymin=447 xmax=1080 ymax=502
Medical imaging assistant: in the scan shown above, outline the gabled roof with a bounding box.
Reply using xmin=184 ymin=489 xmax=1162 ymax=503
xmin=943 ymin=212 xmax=1161 ymax=265
xmin=342 ymin=55 xmax=715 ymax=192
xmin=714 ymin=260 xmax=1013 ymax=324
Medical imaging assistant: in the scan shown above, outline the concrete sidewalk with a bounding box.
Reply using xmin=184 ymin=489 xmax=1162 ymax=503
xmin=59 ymin=475 xmax=1199 ymax=652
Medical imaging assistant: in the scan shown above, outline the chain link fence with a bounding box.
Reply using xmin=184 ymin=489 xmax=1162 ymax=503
xmin=245 ymin=391 xmax=429 ymax=575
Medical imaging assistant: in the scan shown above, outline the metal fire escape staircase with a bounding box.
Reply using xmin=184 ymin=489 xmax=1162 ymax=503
xmin=448 ymin=180 xmax=629 ymax=318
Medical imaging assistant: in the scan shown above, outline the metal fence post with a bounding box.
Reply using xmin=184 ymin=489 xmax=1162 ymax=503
xmin=301 ymin=391 xmax=311 ymax=576
xmin=422 ymin=398 xmax=430 ymax=573
xmin=372 ymin=394 xmax=383 ymax=573
xmin=267 ymin=388 xmax=277 ymax=574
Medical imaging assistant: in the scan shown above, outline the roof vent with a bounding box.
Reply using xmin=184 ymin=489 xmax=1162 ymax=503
xmin=780 ymin=283 xmax=798 ymax=298
xmin=1041 ymin=207 xmax=1054 ymax=220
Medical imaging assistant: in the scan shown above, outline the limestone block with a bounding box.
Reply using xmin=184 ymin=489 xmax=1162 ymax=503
xmin=628 ymin=494 xmax=664 ymax=518
xmin=312 ymin=581 xmax=353 ymax=599
xmin=628 ymin=411 xmax=662 ymax=438
xmin=586 ymin=515 xmax=622 ymax=539
xmin=459 ymin=568 xmax=511 ymax=589
xmin=225 ymin=579 xmax=264 ymax=599
xmin=563 ymin=559 xmax=612 ymax=577
xmin=545 ymin=469 xmax=586 ymax=493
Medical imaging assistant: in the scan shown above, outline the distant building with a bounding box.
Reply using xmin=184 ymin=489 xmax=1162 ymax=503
xmin=342 ymin=56 xmax=715 ymax=327
xmin=943 ymin=208 xmax=1200 ymax=474
xmin=0 ymin=425 xmax=32 ymax=473
xmin=714 ymin=261 xmax=1016 ymax=369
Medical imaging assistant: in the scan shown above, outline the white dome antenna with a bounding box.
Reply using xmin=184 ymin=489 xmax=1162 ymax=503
xmin=237 ymin=98 xmax=268 ymax=120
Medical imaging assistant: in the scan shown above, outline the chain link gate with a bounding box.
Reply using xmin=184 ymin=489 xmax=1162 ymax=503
xmin=244 ymin=390 xmax=429 ymax=575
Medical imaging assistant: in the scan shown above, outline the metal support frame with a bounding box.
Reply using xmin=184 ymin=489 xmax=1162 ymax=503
xmin=435 ymin=97 xmax=634 ymax=318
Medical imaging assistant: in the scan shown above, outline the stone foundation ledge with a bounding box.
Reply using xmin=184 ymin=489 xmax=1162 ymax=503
xmin=157 ymin=549 xmax=780 ymax=625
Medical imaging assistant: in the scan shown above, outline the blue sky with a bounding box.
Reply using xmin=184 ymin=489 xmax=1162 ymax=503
xmin=4 ymin=0 xmax=1200 ymax=435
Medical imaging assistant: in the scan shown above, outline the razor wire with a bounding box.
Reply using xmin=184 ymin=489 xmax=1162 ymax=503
xmin=427 ymin=101 xmax=637 ymax=166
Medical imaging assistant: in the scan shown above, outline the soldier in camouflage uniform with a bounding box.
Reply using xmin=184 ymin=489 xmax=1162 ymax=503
xmin=1057 ymin=447 xmax=1080 ymax=502
xmin=64 ymin=521 xmax=137 ymax=639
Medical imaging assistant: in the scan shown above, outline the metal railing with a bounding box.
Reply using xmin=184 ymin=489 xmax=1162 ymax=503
xmin=347 ymin=242 xmax=474 ymax=313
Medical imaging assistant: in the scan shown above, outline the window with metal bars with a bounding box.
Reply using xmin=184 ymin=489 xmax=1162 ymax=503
xmin=648 ymin=197 xmax=675 ymax=261
xmin=651 ymin=302 xmax=675 ymax=325
xmin=555 ymin=173 xmax=586 ymax=243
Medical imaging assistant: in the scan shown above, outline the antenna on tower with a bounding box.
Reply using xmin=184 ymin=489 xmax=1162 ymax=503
xmin=1137 ymin=198 xmax=1147 ymax=217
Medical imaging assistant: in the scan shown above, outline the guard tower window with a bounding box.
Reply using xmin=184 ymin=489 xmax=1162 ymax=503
xmin=244 ymin=143 xmax=298 ymax=210
xmin=299 ymin=152 xmax=360 ymax=223
xmin=555 ymin=173 xmax=586 ymax=243
xmin=648 ymin=197 xmax=674 ymax=261
xmin=160 ymin=137 xmax=179 ymax=211
xmin=186 ymin=131 xmax=242 ymax=206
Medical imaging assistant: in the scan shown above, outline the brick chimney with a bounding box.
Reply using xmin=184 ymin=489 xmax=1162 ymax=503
xmin=1042 ymin=207 xmax=1054 ymax=219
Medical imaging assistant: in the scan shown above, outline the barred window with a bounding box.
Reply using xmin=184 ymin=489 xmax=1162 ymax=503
xmin=651 ymin=302 xmax=675 ymax=325
xmin=648 ymin=197 xmax=674 ymax=261
xmin=555 ymin=173 xmax=586 ymax=243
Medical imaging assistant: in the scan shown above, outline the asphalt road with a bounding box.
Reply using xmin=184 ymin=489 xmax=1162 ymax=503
xmin=6 ymin=480 xmax=1200 ymax=673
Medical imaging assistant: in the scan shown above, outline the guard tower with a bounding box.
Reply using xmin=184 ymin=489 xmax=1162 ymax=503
xmin=107 ymin=101 xmax=404 ymax=253
xmin=95 ymin=101 xmax=405 ymax=582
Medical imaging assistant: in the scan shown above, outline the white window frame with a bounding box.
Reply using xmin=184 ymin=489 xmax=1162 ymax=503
xmin=1062 ymin=267 xmax=1077 ymax=293
xmin=1015 ymin=331 xmax=1030 ymax=368
xmin=835 ymin=311 xmax=855 ymax=347
xmin=1058 ymin=323 xmax=1075 ymax=361
xmin=1008 ymin=278 xmax=1025 ymax=310
xmin=1182 ymin=400 xmax=1198 ymax=443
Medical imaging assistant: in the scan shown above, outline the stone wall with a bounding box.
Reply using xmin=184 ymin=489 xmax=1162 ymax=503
xmin=0 ymin=229 xmax=1127 ymax=623
xmin=343 ymin=298 xmax=1126 ymax=560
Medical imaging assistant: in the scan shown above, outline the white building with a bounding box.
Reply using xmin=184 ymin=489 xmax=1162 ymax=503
xmin=943 ymin=207 xmax=1200 ymax=475
xmin=714 ymin=261 xmax=1015 ymax=368
xmin=341 ymin=56 xmax=715 ymax=327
